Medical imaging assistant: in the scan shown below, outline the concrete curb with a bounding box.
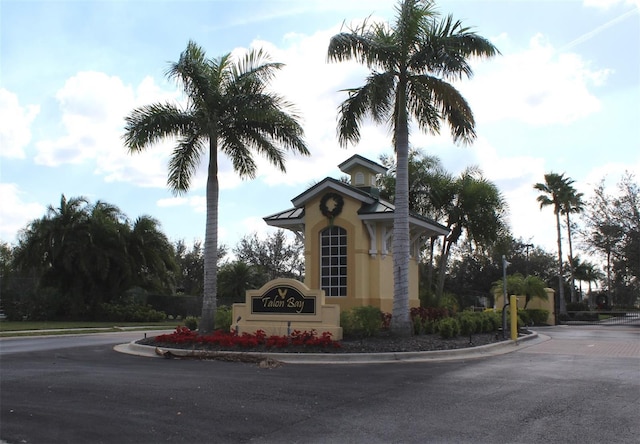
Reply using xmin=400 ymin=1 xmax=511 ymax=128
xmin=114 ymin=331 xmax=548 ymax=365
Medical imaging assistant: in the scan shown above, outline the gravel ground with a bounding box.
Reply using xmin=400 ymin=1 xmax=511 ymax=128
xmin=138 ymin=331 xmax=517 ymax=354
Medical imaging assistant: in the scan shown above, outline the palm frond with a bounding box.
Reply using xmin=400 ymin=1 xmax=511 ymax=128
xmin=167 ymin=133 xmax=205 ymax=194
xmin=406 ymin=76 xmax=441 ymax=135
xmin=393 ymin=0 xmax=437 ymax=56
xmin=411 ymin=14 xmax=499 ymax=80
xmin=123 ymin=103 xmax=194 ymax=151
xmin=410 ymin=75 xmax=475 ymax=144
xmin=219 ymin=134 xmax=259 ymax=178
xmin=327 ymin=20 xmax=396 ymax=70
xmin=165 ymin=40 xmax=212 ymax=107
xmin=233 ymin=48 xmax=284 ymax=87
xmin=336 ymin=74 xmax=396 ymax=147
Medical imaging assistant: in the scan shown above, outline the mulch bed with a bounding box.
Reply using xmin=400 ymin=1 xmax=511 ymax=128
xmin=137 ymin=331 xmax=518 ymax=355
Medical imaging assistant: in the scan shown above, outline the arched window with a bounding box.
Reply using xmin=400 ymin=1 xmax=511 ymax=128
xmin=320 ymin=226 xmax=347 ymax=296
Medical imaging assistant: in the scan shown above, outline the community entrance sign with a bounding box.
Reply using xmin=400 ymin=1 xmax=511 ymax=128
xmin=251 ymin=284 xmax=316 ymax=315
xmin=232 ymin=278 xmax=342 ymax=340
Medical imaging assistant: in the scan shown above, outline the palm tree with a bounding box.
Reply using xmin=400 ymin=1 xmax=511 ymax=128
xmin=559 ymin=177 xmax=584 ymax=303
xmin=328 ymin=0 xmax=499 ymax=334
xmin=491 ymin=273 xmax=548 ymax=309
xmin=534 ymin=173 xmax=571 ymax=315
xmin=436 ymin=167 xmax=507 ymax=298
xmin=123 ymin=41 xmax=309 ymax=333
xmin=574 ymin=258 xmax=604 ymax=304
xmin=127 ymin=216 xmax=178 ymax=294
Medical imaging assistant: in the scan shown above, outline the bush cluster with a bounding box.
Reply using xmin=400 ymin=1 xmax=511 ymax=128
xmin=410 ymin=306 xmax=451 ymax=334
xmin=566 ymin=301 xmax=590 ymax=312
xmin=99 ymin=303 xmax=166 ymax=322
xmin=184 ymin=316 xmax=198 ymax=330
xmin=526 ymin=309 xmax=549 ymax=325
xmin=214 ymin=305 xmax=233 ymax=331
xmin=340 ymin=306 xmax=385 ymax=338
xmin=409 ymin=309 xmax=502 ymax=339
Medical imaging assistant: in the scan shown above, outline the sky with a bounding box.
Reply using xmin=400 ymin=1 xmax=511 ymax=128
xmin=1 ymin=0 xmax=639 ymax=260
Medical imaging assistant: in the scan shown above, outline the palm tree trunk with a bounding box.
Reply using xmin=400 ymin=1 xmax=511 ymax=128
xmin=436 ymin=237 xmax=452 ymax=299
xmin=426 ymin=236 xmax=437 ymax=295
xmin=555 ymin=211 xmax=566 ymax=315
xmin=566 ymin=213 xmax=576 ymax=303
xmin=199 ymin=136 xmax=219 ymax=334
xmin=391 ymin=82 xmax=412 ymax=336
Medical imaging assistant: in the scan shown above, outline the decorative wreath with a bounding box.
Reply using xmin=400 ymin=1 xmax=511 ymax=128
xmin=319 ymin=192 xmax=344 ymax=219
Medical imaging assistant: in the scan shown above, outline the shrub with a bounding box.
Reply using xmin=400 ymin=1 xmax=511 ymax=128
xmin=214 ymin=305 xmax=233 ymax=331
xmin=341 ymin=306 xmax=383 ymax=338
xmin=437 ymin=317 xmax=460 ymax=339
xmin=518 ymin=310 xmax=532 ymax=326
xmin=526 ymin=309 xmax=550 ymax=326
xmin=99 ymin=303 xmax=166 ymax=322
xmin=438 ymin=293 xmax=459 ymax=314
xmin=456 ymin=312 xmax=479 ymax=337
xmin=184 ymin=316 xmax=198 ymax=331
xmin=479 ymin=311 xmax=501 ymax=332
xmin=566 ymin=301 xmax=589 ymax=312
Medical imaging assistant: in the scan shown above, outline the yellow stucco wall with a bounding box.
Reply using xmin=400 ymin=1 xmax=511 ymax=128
xmin=494 ymin=288 xmax=556 ymax=325
xmin=303 ymin=192 xmax=420 ymax=314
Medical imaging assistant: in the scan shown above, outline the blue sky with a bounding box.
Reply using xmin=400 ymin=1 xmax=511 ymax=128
xmin=1 ymin=0 xmax=639 ymax=259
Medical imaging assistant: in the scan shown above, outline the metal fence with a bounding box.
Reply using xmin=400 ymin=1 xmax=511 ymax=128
xmin=560 ymin=311 xmax=640 ymax=326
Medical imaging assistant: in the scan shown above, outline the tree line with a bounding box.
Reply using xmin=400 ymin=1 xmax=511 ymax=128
xmin=376 ymin=150 xmax=638 ymax=312
xmin=3 ymin=159 xmax=634 ymax=322
xmin=0 ymin=197 xmax=304 ymax=321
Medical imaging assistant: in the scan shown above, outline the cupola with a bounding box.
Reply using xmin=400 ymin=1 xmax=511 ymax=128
xmin=337 ymin=154 xmax=387 ymax=197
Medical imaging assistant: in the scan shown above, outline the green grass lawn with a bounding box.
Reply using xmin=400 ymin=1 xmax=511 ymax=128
xmin=0 ymin=320 xmax=179 ymax=336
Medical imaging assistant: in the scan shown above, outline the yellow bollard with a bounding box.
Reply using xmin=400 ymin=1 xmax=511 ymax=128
xmin=510 ymin=295 xmax=518 ymax=340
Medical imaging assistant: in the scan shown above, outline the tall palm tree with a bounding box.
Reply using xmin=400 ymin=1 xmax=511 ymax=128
xmin=123 ymin=41 xmax=309 ymax=333
xmin=559 ymin=176 xmax=584 ymax=302
xmin=328 ymin=0 xmax=499 ymax=334
xmin=534 ymin=173 xmax=571 ymax=315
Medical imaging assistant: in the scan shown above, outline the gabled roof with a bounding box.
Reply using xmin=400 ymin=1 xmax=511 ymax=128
xmin=290 ymin=177 xmax=375 ymax=208
xmin=264 ymin=175 xmax=448 ymax=237
xmin=338 ymin=154 xmax=387 ymax=175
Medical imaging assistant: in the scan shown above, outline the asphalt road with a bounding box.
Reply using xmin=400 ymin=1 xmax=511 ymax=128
xmin=1 ymin=326 xmax=638 ymax=444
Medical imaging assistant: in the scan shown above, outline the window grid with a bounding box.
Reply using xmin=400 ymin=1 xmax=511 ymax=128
xmin=320 ymin=226 xmax=347 ymax=297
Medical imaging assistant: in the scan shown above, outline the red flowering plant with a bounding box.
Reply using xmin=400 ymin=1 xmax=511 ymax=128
xmin=410 ymin=307 xmax=451 ymax=335
xmin=153 ymin=326 xmax=341 ymax=352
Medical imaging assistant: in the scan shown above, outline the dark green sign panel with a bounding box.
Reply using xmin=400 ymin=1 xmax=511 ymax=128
xmin=251 ymin=285 xmax=316 ymax=315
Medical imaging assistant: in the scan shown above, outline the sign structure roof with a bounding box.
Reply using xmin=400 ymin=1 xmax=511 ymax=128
xmin=264 ymin=157 xmax=448 ymax=238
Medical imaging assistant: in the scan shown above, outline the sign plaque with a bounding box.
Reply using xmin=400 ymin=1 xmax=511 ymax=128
xmin=251 ymin=285 xmax=316 ymax=315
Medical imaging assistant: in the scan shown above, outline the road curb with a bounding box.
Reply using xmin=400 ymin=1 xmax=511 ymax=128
xmin=114 ymin=331 xmax=547 ymax=364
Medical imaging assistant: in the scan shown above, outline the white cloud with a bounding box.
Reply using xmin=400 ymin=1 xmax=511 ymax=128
xmin=35 ymin=71 xmax=181 ymax=188
xmin=459 ymin=34 xmax=611 ymax=127
xmin=0 ymin=89 xmax=40 ymax=159
xmin=157 ymin=195 xmax=206 ymax=213
xmin=0 ymin=184 xmax=45 ymax=244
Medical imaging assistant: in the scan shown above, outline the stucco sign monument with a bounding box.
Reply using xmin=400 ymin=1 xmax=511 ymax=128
xmin=233 ymin=278 xmax=342 ymax=340
xmin=233 ymin=155 xmax=449 ymax=341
